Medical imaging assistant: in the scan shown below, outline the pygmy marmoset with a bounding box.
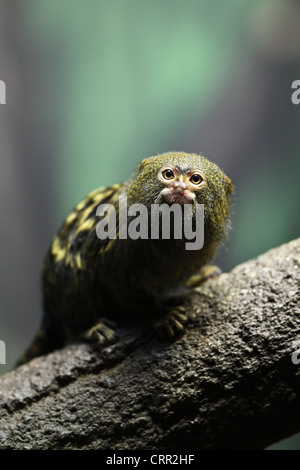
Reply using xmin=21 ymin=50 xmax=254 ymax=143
xmin=19 ymin=151 xmax=232 ymax=364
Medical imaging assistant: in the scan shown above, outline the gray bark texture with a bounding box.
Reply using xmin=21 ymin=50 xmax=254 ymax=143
xmin=0 ymin=238 xmax=300 ymax=450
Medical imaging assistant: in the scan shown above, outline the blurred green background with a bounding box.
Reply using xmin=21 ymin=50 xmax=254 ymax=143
xmin=0 ymin=0 xmax=299 ymax=449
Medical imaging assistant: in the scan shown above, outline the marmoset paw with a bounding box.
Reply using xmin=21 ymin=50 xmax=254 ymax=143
xmin=84 ymin=320 xmax=117 ymax=345
xmin=154 ymin=306 xmax=188 ymax=338
xmin=185 ymin=265 xmax=221 ymax=288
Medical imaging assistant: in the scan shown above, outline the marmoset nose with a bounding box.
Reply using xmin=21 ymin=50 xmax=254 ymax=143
xmin=172 ymin=179 xmax=188 ymax=190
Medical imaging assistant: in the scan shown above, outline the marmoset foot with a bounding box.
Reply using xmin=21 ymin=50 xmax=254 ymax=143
xmin=154 ymin=306 xmax=188 ymax=338
xmin=84 ymin=319 xmax=117 ymax=345
xmin=185 ymin=265 xmax=221 ymax=288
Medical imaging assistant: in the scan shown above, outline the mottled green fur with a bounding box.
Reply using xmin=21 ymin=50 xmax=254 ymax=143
xmin=18 ymin=152 xmax=232 ymax=364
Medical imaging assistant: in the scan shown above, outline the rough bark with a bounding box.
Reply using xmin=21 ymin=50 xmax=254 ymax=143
xmin=0 ymin=238 xmax=300 ymax=450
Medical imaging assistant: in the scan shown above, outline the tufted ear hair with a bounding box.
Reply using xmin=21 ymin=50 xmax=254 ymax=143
xmin=224 ymin=175 xmax=233 ymax=196
xmin=137 ymin=158 xmax=151 ymax=172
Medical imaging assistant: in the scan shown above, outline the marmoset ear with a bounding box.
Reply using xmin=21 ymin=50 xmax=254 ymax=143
xmin=224 ymin=175 xmax=233 ymax=196
xmin=137 ymin=158 xmax=151 ymax=173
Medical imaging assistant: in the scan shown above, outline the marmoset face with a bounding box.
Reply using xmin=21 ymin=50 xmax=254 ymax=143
xmin=156 ymin=164 xmax=206 ymax=205
xmin=128 ymin=151 xmax=232 ymax=210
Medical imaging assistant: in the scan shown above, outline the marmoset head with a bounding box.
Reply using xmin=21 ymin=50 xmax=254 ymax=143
xmin=128 ymin=151 xmax=232 ymax=211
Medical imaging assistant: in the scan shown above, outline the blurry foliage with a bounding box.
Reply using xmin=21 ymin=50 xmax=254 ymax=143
xmin=21 ymin=0 xmax=251 ymax=216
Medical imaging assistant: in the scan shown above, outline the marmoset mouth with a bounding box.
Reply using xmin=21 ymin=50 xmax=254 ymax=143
xmin=160 ymin=187 xmax=196 ymax=205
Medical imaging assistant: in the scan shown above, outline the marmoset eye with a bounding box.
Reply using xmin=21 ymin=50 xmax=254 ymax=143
xmin=162 ymin=169 xmax=174 ymax=180
xmin=190 ymin=174 xmax=203 ymax=185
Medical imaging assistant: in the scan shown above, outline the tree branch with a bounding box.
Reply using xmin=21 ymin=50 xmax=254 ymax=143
xmin=0 ymin=238 xmax=300 ymax=450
